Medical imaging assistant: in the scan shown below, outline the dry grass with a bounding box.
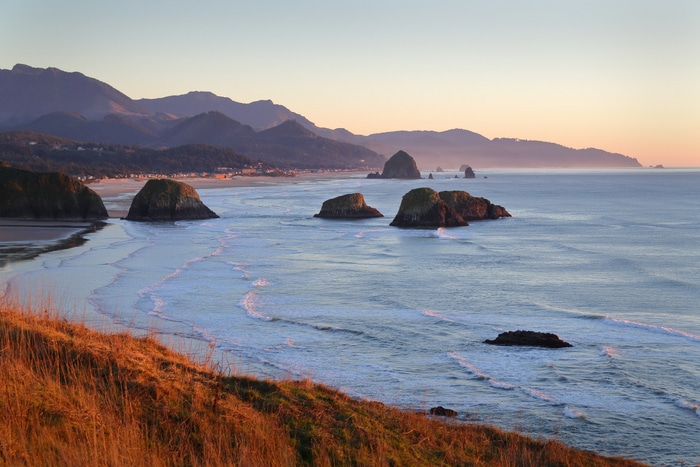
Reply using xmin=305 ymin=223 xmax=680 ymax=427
xmin=0 ymin=295 xmax=648 ymax=467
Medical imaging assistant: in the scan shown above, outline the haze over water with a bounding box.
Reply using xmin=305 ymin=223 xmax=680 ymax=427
xmin=3 ymin=168 xmax=700 ymax=466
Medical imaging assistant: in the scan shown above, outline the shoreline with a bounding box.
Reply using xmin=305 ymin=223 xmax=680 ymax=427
xmin=0 ymin=172 xmax=366 ymax=247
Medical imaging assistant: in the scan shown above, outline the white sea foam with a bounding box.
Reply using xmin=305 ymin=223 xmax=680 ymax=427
xmin=674 ymin=399 xmax=700 ymax=417
xmin=448 ymin=352 xmax=555 ymax=400
xmin=422 ymin=309 xmax=456 ymax=323
xmin=599 ymin=345 xmax=619 ymax=358
xmin=239 ymin=291 xmax=272 ymax=321
xmin=253 ymin=277 xmax=270 ymax=288
xmin=563 ymin=406 xmax=586 ymax=419
xmin=434 ymin=227 xmax=458 ymax=240
xmin=604 ymin=316 xmax=700 ymax=342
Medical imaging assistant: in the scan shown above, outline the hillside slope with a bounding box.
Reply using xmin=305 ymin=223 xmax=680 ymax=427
xmin=0 ymin=298 xmax=647 ymax=466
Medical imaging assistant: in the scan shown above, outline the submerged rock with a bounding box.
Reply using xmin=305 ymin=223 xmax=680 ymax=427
xmin=484 ymin=330 xmax=573 ymax=348
xmin=314 ymin=193 xmax=383 ymax=219
xmin=390 ymin=187 xmax=467 ymax=228
xmin=368 ymin=150 xmax=421 ymax=179
xmin=438 ymin=190 xmax=511 ymax=221
xmin=0 ymin=165 xmax=107 ymax=219
xmin=125 ymin=179 xmax=219 ymax=221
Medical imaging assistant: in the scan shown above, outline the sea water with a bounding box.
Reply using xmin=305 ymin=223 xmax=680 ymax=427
xmin=2 ymin=169 xmax=699 ymax=466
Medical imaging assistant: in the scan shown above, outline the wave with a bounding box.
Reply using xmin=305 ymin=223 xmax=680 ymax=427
xmin=434 ymin=228 xmax=458 ymax=240
xmin=253 ymin=277 xmax=270 ymax=288
xmin=599 ymin=345 xmax=619 ymax=358
xmin=355 ymin=229 xmax=383 ymax=239
xmin=238 ymin=291 xmax=273 ymax=321
xmin=674 ymin=399 xmax=700 ymax=417
xmin=563 ymin=406 xmax=586 ymax=419
xmin=422 ymin=309 xmax=457 ymax=323
xmin=448 ymin=352 xmax=554 ymax=402
xmin=603 ymin=316 xmax=700 ymax=342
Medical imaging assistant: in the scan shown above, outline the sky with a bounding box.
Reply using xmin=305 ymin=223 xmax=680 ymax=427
xmin=2 ymin=0 xmax=699 ymax=167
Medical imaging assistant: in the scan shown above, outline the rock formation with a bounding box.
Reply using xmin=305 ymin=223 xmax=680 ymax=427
xmin=484 ymin=330 xmax=572 ymax=348
xmin=438 ymin=191 xmax=511 ymax=221
xmin=125 ymin=179 xmax=219 ymax=221
xmin=368 ymin=150 xmax=421 ymax=179
xmin=429 ymin=406 xmax=457 ymax=417
xmin=0 ymin=165 xmax=107 ymax=219
xmin=314 ymin=193 xmax=383 ymax=219
xmin=389 ymin=188 xmax=467 ymax=228
xmin=463 ymin=166 xmax=476 ymax=178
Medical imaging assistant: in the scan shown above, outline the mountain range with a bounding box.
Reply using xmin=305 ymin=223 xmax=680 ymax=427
xmin=0 ymin=64 xmax=641 ymax=169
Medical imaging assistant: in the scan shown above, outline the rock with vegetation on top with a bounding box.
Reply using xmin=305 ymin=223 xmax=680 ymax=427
xmin=484 ymin=330 xmax=573 ymax=348
xmin=390 ymin=187 xmax=467 ymax=228
xmin=125 ymin=179 xmax=219 ymax=221
xmin=438 ymin=190 xmax=511 ymax=221
xmin=0 ymin=164 xmax=107 ymax=219
xmin=314 ymin=193 xmax=383 ymax=219
xmin=368 ymin=150 xmax=421 ymax=179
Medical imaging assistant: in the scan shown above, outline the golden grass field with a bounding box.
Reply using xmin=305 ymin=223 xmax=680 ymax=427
xmin=0 ymin=294 xmax=647 ymax=467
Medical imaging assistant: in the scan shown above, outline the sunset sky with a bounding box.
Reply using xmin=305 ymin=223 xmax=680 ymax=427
xmin=2 ymin=0 xmax=698 ymax=167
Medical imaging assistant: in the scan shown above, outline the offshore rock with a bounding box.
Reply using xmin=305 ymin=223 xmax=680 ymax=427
xmin=0 ymin=165 xmax=107 ymax=219
xmin=369 ymin=150 xmax=421 ymax=179
xmin=484 ymin=330 xmax=573 ymax=348
xmin=429 ymin=406 xmax=458 ymax=417
xmin=125 ymin=179 xmax=219 ymax=221
xmin=314 ymin=193 xmax=383 ymax=219
xmin=438 ymin=190 xmax=511 ymax=221
xmin=390 ymin=187 xmax=467 ymax=228
xmin=463 ymin=166 xmax=476 ymax=178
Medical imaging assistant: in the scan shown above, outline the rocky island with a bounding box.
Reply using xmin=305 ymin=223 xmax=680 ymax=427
xmin=390 ymin=188 xmax=467 ymax=228
xmin=367 ymin=150 xmax=421 ymax=179
xmin=390 ymin=187 xmax=510 ymax=228
xmin=314 ymin=193 xmax=383 ymax=219
xmin=125 ymin=179 xmax=219 ymax=221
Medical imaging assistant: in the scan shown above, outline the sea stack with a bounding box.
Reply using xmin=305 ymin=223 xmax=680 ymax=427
xmin=368 ymin=150 xmax=421 ymax=179
xmin=390 ymin=187 xmax=467 ymax=228
xmin=314 ymin=193 xmax=383 ymax=219
xmin=125 ymin=179 xmax=219 ymax=221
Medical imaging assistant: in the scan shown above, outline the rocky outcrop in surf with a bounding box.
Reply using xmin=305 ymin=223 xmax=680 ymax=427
xmin=390 ymin=188 xmax=510 ymax=228
xmin=125 ymin=178 xmax=219 ymax=221
xmin=367 ymin=150 xmax=421 ymax=179
xmin=484 ymin=330 xmax=572 ymax=348
xmin=438 ymin=190 xmax=510 ymax=221
xmin=0 ymin=165 xmax=107 ymax=219
xmin=463 ymin=166 xmax=476 ymax=178
xmin=389 ymin=188 xmax=467 ymax=228
xmin=314 ymin=193 xmax=383 ymax=219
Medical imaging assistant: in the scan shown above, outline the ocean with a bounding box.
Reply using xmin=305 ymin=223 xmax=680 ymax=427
xmin=2 ymin=168 xmax=699 ymax=466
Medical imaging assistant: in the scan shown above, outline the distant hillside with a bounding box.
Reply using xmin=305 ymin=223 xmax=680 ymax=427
xmin=0 ymin=64 xmax=149 ymax=125
xmin=138 ymin=91 xmax=315 ymax=131
xmin=19 ymin=112 xmax=158 ymax=146
xmin=0 ymin=64 xmax=642 ymax=168
xmin=357 ymin=130 xmax=641 ymax=169
xmin=157 ymin=114 xmax=386 ymax=169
